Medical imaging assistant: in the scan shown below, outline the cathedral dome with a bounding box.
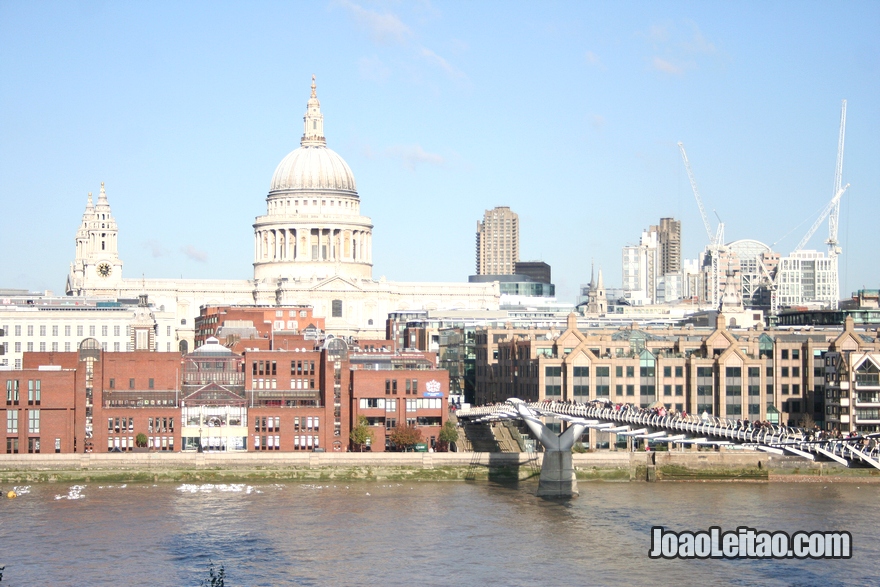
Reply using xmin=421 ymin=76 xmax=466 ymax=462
xmin=268 ymin=75 xmax=357 ymax=196
xmin=269 ymin=145 xmax=357 ymax=194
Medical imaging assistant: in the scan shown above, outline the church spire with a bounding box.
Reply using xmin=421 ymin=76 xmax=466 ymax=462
xmin=301 ymin=74 xmax=326 ymax=147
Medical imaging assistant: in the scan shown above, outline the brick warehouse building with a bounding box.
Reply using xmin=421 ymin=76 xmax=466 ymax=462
xmin=4 ymin=333 xmax=448 ymax=454
xmin=474 ymin=313 xmax=880 ymax=440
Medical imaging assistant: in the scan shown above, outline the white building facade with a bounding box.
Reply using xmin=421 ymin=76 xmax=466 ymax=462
xmin=0 ymin=294 xmax=174 ymax=370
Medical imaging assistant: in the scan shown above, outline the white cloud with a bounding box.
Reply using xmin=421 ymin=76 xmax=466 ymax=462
xmin=646 ymin=24 xmax=669 ymax=44
xmin=585 ymin=51 xmax=605 ymax=70
xmin=652 ymin=56 xmax=683 ymax=75
xmin=338 ymin=0 xmax=412 ymax=45
xmin=339 ymin=1 xmax=464 ymax=81
xmin=143 ymin=239 xmax=168 ymax=258
xmin=418 ymin=46 xmax=464 ymax=78
xmin=181 ymin=245 xmax=208 ymax=263
xmin=641 ymin=20 xmax=721 ymax=76
xmin=358 ymin=55 xmax=391 ymax=82
xmin=683 ymin=21 xmax=717 ymax=54
xmin=386 ymin=144 xmax=444 ymax=170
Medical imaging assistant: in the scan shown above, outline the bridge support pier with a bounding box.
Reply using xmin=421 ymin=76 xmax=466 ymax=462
xmin=511 ymin=400 xmax=586 ymax=498
xmin=537 ymin=450 xmax=580 ymax=497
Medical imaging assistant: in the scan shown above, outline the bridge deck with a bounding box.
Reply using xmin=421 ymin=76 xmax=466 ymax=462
xmin=456 ymin=400 xmax=880 ymax=470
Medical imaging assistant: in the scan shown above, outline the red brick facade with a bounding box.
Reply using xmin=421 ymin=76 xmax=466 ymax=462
xmin=3 ymin=337 xmax=448 ymax=454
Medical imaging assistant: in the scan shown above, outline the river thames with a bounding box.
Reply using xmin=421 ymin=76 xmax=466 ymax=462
xmin=1 ymin=480 xmax=877 ymax=586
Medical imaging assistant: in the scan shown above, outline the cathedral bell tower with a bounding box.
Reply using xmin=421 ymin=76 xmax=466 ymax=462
xmin=67 ymin=182 xmax=123 ymax=295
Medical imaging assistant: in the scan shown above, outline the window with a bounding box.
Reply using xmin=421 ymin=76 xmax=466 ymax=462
xmin=675 ymin=385 xmax=683 ymax=396
xmin=626 ymin=384 xmax=634 ymax=396
xmin=792 ymin=349 xmax=799 ymax=360
xmin=626 ymin=366 xmax=634 ymax=378
xmin=129 ymin=378 xmax=135 ymax=390
xmin=29 ymin=380 xmax=40 ymax=405
xmin=102 ymin=325 xmax=108 ymax=337
xmin=792 ymin=367 xmax=800 ymax=377
xmin=52 ymin=325 xmax=58 ymax=337
xmin=781 ymin=367 xmax=789 ymax=378
xmin=675 ymin=366 xmax=683 ymax=377
xmin=664 ymin=384 xmax=672 ymax=396
xmin=65 ymin=325 xmax=71 ymax=336
xmin=6 ymin=411 xmax=17 ymax=433
xmin=615 ymin=366 xmax=623 ymax=377
xmin=331 ymin=300 xmax=343 ymax=318
xmin=781 ymin=350 xmax=788 ymax=360
xmin=148 ymin=378 xmax=154 ymax=389
xmin=663 ymin=366 xmax=671 ymax=377
xmin=6 ymin=380 xmax=19 ymax=404
xmin=28 ymin=409 xmax=40 ymax=433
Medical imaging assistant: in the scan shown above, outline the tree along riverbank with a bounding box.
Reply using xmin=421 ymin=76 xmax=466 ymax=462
xmin=1 ymin=451 xmax=878 ymax=484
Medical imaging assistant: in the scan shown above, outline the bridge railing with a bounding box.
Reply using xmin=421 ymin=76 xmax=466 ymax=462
xmin=456 ymin=400 xmax=880 ymax=469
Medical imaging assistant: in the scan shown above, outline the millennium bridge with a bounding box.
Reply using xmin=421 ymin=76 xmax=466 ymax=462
xmin=455 ymin=399 xmax=880 ymax=496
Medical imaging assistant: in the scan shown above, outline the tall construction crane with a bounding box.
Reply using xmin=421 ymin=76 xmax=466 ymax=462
xmin=678 ymin=142 xmax=716 ymax=246
xmin=827 ymin=100 xmax=847 ymax=309
xmin=678 ymin=142 xmax=725 ymax=308
xmin=772 ymin=100 xmax=848 ymax=313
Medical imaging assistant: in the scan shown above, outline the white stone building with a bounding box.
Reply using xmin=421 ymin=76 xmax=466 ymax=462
xmin=0 ymin=292 xmax=175 ymax=370
xmin=65 ymin=77 xmax=499 ymax=349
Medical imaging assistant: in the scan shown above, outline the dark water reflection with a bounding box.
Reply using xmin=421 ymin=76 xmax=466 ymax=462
xmin=0 ymin=480 xmax=877 ymax=586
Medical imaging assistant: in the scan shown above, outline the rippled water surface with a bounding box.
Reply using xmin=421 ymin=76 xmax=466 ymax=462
xmin=1 ymin=479 xmax=878 ymax=586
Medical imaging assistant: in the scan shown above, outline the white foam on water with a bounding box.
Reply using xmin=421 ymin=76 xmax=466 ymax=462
xmin=55 ymin=485 xmax=86 ymax=500
xmin=176 ymin=483 xmax=261 ymax=494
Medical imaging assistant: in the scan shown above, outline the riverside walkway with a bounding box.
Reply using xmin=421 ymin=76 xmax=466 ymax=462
xmin=456 ymin=399 xmax=880 ymax=471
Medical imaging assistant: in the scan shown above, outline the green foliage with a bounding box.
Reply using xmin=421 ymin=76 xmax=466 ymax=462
xmin=135 ymin=433 xmax=148 ymax=448
xmin=349 ymin=415 xmax=374 ymax=451
xmin=388 ymin=425 xmax=423 ymax=450
xmin=438 ymin=422 xmax=459 ymax=445
xmin=200 ymin=561 xmax=225 ymax=587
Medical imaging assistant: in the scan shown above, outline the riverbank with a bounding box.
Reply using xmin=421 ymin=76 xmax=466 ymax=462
xmin=1 ymin=451 xmax=878 ymax=484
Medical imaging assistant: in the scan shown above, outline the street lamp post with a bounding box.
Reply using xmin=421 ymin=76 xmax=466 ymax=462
xmin=198 ymin=426 xmax=203 ymax=453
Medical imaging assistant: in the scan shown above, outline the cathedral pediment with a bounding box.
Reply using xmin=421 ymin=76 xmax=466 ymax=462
xmin=306 ymin=275 xmax=364 ymax=292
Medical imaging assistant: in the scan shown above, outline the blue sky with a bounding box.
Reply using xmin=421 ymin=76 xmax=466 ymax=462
xmin=1 ymin=1 xmax=878 ymax=302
